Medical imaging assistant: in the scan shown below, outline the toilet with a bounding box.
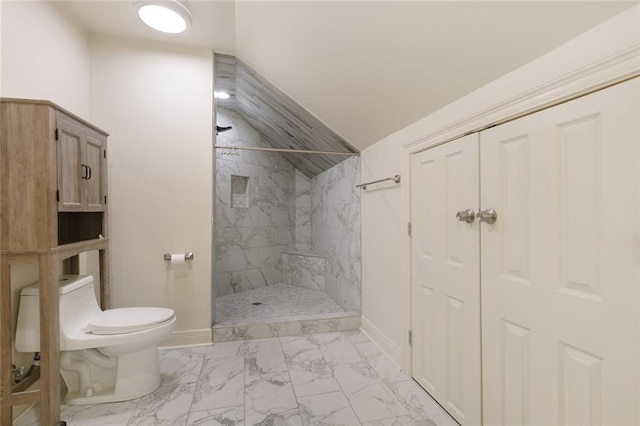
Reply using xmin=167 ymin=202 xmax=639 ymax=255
xmin=15 ymin=275 xmax=176 ymax=405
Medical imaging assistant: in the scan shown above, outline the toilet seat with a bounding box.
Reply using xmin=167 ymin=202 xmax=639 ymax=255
xmin=85 ymin=307 xmax=175 ymax=335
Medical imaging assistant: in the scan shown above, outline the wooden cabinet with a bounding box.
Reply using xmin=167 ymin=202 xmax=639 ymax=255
xmin=0 ymin=99 xmax=108 ymax=251
xmin=84 ymin=133 xmax=107 ymax=211
xmin=0 ymin=98 xmax=111 ymax=425
xmin=56 ymin=115 xmax=107 ymax=212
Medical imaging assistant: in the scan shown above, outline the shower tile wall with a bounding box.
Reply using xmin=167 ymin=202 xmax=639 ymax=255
xmin=282 ymin=252 xmax=325 ymax=291
xmin=214 ymin=109 xmax=295 ymax=296
xmin=311 ymin=157 xmax=361 ymax=312
xmin=294 ymin=170 xmax=312 ymax=251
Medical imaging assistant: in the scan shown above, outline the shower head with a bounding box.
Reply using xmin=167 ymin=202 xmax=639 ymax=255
xmin=216 ymin=125 xmax=232 ymax=134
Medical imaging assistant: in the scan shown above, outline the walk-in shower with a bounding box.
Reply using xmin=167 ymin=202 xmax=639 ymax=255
xmin=212 ymin=53 xmax=362 ymax=341
xmin=212 ymin=108 xmax=362 ymax=341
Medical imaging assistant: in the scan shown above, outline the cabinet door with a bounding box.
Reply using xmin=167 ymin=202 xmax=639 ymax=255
xmin=410 ymin=133 xmax=481 ymax=425
xmin=84 ymin=133 xmax=106 ymax=211
xmin=56 ymin=118 xmax=84 ymax=211
xmin=480 ymin=78 xmax=639 ymax=425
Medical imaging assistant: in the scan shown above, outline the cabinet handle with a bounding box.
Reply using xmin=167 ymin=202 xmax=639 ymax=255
xmin=87 ymin=165 xmax=92 ymax=180
xmin=477 ymin=208 xmax=497 ymax=224
xmin=81 ymin=164 xmax=89 ymax=179
xmin=456 ymin=209 xmax=476 ymax=223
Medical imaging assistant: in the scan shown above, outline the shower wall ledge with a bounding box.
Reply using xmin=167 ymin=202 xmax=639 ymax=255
xmin=282 ymin=251 xmax=326 ymax=291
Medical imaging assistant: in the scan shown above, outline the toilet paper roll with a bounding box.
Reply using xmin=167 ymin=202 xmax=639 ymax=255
xmin=170 ymin=254 xmax=186 ymax=266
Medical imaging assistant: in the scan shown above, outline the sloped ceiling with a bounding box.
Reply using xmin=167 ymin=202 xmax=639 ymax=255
xmin=57 ymin=1 xmax=636 ymax=152
xmin=235 ymin=1 xmax=636 ymax=150
xmin=215 ymin=53 xmax=358 ymax=177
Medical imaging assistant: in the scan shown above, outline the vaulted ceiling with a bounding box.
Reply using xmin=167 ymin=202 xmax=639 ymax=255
xmin=215 ymin=54 xmax=358 ymax=177
xmin=59 ymin=1 xmax=636 ymax=151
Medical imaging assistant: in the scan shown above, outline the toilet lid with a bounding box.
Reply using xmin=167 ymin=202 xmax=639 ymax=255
xmin=85 ymin=307 xmax=175 ymax=335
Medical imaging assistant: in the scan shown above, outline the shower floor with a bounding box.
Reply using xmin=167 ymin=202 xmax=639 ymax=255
xmin=213 ymin=283 xmax=360 ymax=341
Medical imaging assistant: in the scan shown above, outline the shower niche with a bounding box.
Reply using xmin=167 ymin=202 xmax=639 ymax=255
xmin=230 ymin=175 xmax=249 ymax=208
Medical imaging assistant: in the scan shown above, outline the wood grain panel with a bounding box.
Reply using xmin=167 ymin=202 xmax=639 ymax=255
xmin=0 ymin=103 xmax=56 ymax=251
xmin=56 ymin=117 xmax=83 ymax=211
xmin=0 ymin=256 xmax=13 ymax=424
xmin=99 ymin=248 xmax=110 ymax=310
xmin=84 ymin=133 xmax=106 ymax=211
xmin=38 ymin=253 xmax=60 ymax=425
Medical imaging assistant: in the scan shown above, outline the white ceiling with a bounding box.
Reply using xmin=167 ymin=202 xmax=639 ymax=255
xmin=58 ymin=0 xmax=236 ymax=52
xmin=58 ymin=0 xmax=636 ymax=150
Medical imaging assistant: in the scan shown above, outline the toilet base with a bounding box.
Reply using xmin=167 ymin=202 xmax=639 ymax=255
xmin=62 ymin=346 xmax=161 ymax=405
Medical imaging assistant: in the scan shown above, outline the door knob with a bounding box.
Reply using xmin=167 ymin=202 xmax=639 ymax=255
xmin=456 ymin=209 xmax=476 ymax=224
xmin=477 ymin=208 xmax=497 ymax=224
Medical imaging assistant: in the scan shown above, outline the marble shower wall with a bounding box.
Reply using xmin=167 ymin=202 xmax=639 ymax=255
xmin=311 ymin=157 xmax=361 ymax=312
xmin=294 ymin=170 xmax=312 ymax=251
xmin=214 ymin=108 xmax=295 ymax=296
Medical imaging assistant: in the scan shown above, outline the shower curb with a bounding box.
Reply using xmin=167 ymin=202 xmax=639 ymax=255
xmin=212 ymin=312 xmax=360 ymax=342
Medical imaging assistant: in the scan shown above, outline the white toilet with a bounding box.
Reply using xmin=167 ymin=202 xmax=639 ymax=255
xmin=15 ymin=275 xmax=176 ymax=405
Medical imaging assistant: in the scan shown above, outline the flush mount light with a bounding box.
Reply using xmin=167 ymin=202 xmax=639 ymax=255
xmin=214 ymin=91 xmax=231 ymax=99
xmin=134 ymin=1 xmax=193 ymax=34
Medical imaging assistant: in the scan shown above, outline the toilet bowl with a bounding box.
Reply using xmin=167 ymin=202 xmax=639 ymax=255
xmin=15 ymin=275 xmax=176 ymax=405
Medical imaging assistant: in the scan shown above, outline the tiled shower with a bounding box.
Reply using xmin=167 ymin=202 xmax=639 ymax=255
xmin=213 ymin=108 xmax=361 ymax=340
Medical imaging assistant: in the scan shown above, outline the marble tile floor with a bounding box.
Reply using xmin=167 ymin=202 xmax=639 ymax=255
xmin=213 ymin=284 xmax=360 ymax=342
xmin=15 ymin=330 xmax=458 ymax=426
xmin=214 ymin=284 xmax=347 ymax=326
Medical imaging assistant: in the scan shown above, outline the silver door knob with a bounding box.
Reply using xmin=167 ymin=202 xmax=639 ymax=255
xmin=456 ymin=209 xmax=476 ymax=224
xmin=477 ymin=208 xmax=497 ymax=224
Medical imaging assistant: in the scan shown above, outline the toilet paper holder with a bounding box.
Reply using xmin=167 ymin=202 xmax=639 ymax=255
xmin=163 ymin=252 xmax=194 ymax=261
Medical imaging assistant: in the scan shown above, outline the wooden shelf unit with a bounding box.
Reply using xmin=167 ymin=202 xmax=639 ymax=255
xmin=0 ymin=99 xmax=110 ymax=426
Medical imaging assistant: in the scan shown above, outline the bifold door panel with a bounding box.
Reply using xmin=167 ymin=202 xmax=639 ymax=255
xmin=411 ymin=134 xmax=482 ymax=425
xmin=410 ymin=78 xmax=639 ymax=426
xmin=480 ymin=78 xmax=639 ymax=426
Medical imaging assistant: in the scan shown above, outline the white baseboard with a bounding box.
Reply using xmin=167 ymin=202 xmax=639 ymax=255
xmin=360 ymin=315 xmax=402 ymax=365
xmin=160 ymin=328 xmax=212 ymax=349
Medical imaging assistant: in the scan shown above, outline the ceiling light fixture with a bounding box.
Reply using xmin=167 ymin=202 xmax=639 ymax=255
xmin=214 ymin=91 xmax=231 ymax=99
xmin=134 ymin=1 xmax=193 ymax=34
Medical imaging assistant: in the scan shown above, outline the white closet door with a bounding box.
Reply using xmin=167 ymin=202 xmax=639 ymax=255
xmin=411 ymin=133 xmax=482 ymax=425
xmin=480 ymin=78 xmax=639 ymax=426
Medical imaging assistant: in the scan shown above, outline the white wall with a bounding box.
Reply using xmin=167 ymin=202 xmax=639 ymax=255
xmin=360 ymin=6 xmax=640 ymax=369
xmin=360 ymin=137 xmax=404 ymax=361
xmin=0 ymin=3 xmax=93 ymax=420
xmin=89 ymin=36 xmax=213 ymax=345
xmin=0 ymin=0 xmax=90 ymax=114
xmin=0 ymin=0 xmax=92 ymax=372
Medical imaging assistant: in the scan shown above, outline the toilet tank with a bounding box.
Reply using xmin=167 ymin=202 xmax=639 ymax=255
xmin=15 ymin=275 xmax=101 ymax=352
